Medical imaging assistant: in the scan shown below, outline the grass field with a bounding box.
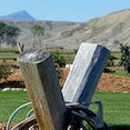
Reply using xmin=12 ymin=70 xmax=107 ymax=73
xmin=0 ymin=91 xmax=30 ymax=123
xmin=0 ymin=91 xmax=130 ymax=129
xmin=0 ymin=48 xmax=19 ymax=57
xmin=108 ymin=66 xmax=129 ymax=77
xmin=90 ymin=91 xmax=130 ymax=129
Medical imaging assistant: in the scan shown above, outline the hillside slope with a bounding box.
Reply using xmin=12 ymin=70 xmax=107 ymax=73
xmin=1 ymin=9 xmax=130 ymax=50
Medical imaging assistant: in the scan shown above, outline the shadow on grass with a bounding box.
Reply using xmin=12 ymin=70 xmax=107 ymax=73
xmin=0 ymin=81 xmax=25 ymax=89
xmin=110 ymin=125 xmax=130 ymax=130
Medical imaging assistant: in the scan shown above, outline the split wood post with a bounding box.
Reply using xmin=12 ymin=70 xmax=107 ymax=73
xmin=18 ymin=49 xmax=66 ymax=130
xmin=17 ymin=42 xmax=24 ymax=53
xmin=62 ymin=43 xmax=110 ymax=106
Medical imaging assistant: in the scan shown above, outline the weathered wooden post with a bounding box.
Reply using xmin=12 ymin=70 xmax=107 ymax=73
xmin=17 ymin=42 xmax=24 ymax=53
xmin=18 ymin=49 xmax=66 ymax=130
xmin=62 ymin=43 xmax=110 ymax=106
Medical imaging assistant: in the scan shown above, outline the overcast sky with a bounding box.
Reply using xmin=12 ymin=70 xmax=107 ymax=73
xmin=0 ymin=0 xmax=130 ymax=22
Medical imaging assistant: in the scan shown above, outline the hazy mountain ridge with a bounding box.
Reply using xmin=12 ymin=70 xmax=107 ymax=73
xmin=0 ymin=10 xmax=35 ymax=20
xmin=0 ymin=9 xmax=130 ymax=51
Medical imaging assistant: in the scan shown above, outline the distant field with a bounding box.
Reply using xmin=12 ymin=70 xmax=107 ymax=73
xmin=0 ymin=48 xmax=19 ymax=56
xmin=108 ymin=52 xmax=130 ymax=77
xmin=0 ymin=48 xmax=129 ymax=78
xmin=0 ymin=47 xmax=121 ymax=65
xmin=111 ymin=52 xmax=121 ymax=65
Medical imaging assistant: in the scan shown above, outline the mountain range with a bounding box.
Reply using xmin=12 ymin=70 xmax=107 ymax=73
xmin=0 ymin=10 xmax=35 ymax=20
xmin=0 ymin=9 xmax=130 ymax=51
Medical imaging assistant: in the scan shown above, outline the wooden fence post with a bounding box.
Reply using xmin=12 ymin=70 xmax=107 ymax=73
xmin=17 ymin=42 xmax=24 ymax=53
xmin=18 ymin=49 xmax=66 ymax=130
xmin=62 ymin=43 xmax=110 ymax=106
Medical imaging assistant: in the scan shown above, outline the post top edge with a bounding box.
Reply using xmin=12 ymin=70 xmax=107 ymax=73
xmin=80 ymin=42 xmax=110 ymax=52
xmin=18 ymin=49 xmax=50 ymax=62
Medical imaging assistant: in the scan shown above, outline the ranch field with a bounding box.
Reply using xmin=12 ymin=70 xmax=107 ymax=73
xmin=0 ymin=68 xmax=130 ymax=129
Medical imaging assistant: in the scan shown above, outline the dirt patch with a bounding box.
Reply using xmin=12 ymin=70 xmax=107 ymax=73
xmin=97 ymin=73 xmax=130 ymax=92
xmin=0 ymin=123 xmax=6 ymax=130
xmin=60 ymin=68 xmax=130 ymax=92
xmin=0 ymin=123 xmax=14 ymax=130
xmin=0 ymin=68 xmax=130 ymax=92
xmin=0 ymin=69 xmax=24 ymax=89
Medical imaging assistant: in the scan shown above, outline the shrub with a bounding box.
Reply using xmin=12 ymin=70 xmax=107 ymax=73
xmin=104 ymin=54 xmax=116 ymax=73
xmin=106 ymin=54 xmax=115 ymax=67
xmin=51 ymin=50 xmax=67 ymax=82
xmin=51 ymin=50 xmax=66 ymax=68
xmin=120 ymin=44 xmax=130 ymax=74
xmin=0 ymin=63 xmax=11 ymax=79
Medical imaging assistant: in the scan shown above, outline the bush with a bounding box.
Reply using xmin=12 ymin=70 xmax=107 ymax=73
xmin=51 ymin=50 xmax=67 ymax=81
xmin=0 ymin=63 xmax=11 ymax=79
xmin=106 ymin=54 xmax=116 ymax=67
xmin=104 ymin=54 xmax=116 ymax=73
xmin=51 ymin=50 xmax=66 ymax=68
xmin=120 ymin=44 xmax=130 ymax=74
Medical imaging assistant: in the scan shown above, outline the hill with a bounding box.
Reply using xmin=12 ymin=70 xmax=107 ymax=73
xmin=0 ymin=10 xmax=35 ymax=21
xmin=1 ymin=9 xmax=130 ymax=51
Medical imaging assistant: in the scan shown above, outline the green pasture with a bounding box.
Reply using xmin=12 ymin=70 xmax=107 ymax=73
xmin=0 ymin=48 xmax=19 ymax=57
xmin=0 ymin=91 xmax=30 ymax=123
xmin=0 ymin=47 xmax=122 ymax=66
xmin=0 ymin=91 xmax=130 ymax=129
xmin=108 ymin=66 xmax=129 ymax=77
xmin=90 ymin=91 xmax=130 ymax=129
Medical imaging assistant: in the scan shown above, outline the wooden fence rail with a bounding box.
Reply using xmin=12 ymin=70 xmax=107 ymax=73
xmin=0 ymin=51 xmax=19 ymax=60
xmin=0 ymin=43 xmax=23 ymax=61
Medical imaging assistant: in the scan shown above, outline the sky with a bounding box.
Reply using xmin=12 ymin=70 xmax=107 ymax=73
xmin=0 ymin=0 xmax=130 ymax=22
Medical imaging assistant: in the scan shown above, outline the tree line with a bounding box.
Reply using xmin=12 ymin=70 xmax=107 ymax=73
xmin=0 ymin=22 xmax=20 ymax=45
xmin=0 ymin=21 xmax=44 ymax=47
